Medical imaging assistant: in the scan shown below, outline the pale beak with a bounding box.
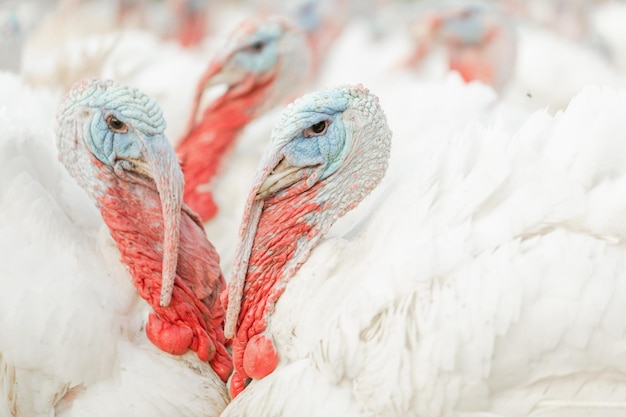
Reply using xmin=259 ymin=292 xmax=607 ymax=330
xmin=185 ymin=59 xmax=250 ymax=134
xmin=224 ymin=148 xmax=284 ymax=338
xmin=139 ymin=134 xmax=184 ymax=307
xmin=255 ymin=157 xmax=308 ymax=200
xmin=255 ymin=150 xmax=324 ymax=202
xmin=224 ymin=148 xmax=321 ymax=337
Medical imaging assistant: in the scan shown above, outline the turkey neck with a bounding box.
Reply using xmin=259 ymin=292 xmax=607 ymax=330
xmin=177 ymin=74 xmax=276 ymax=222
xmin=228 ymin=175 xmax=349 ymax=388
xmin=235 ymin=181 xmax=327 ymax=334
xmin=225 ymin=85 xmax=393 ymax=396
xmin=91 ymin=155 xmax=232 ymax=382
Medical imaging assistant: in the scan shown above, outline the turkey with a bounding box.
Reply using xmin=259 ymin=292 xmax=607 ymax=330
xmin=0 ymin=76 xmax=230 ymax=416
xmin=168 ymin=0 xmax=211 ymax=47
xmin=114 ymin=0 xmax=211 ymax=47
xmin=176 ymin=14 xmax=313 ymax=251
xmin=0 ymin=3 xmax=22 ymax=73
xmin=281 ymin=0 xmax=350 ymax=73
xmin=220 ymin=83 xmax=626 ymax=416
xmin=402 ymin=1 xmax=517 ymax=93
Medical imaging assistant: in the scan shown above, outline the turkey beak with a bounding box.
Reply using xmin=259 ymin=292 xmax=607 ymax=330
xmin=224 ymin=149 xmax=283 ymax=338
xmin=255 ymin=151 xmax=324 ymax=201
xmin=255 ymin=157 xmax=305 ymax=200
xmin=187 ymin=58 xmax=250 ymax=130
xmin=200 ymin=59 xmax=249 ymax=91
xmin=224 ymin=149 xmax=321 ymax=338
xmin=139 ymin=134 xmax=184 ymax=307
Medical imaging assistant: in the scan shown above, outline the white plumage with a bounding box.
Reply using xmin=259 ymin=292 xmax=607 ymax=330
xmin=0 ymin=73 xmax=227 ymax=416
xmin=220 ymin=81 xmax=626 ymax=416
xmin=4 ymin=1 xmax=626 ymax=416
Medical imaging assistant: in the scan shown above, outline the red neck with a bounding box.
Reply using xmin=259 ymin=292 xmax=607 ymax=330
xmin=93 ymin=157 xmax=232 ymax=382
xmin=230 ymin=182 xmax=324 ymax=385
xmin=177 ymin=75 xmax=276 ymax=222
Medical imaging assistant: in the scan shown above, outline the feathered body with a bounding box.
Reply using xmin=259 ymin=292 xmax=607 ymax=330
xmin=220 ymin=82 xmax=626 ymax=416
xmin=0 ymin=75 xmax=229 ymax=417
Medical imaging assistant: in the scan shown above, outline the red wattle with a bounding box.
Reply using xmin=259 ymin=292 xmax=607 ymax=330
xmin=146 ymin=313 xmax=193 ymax=356
xmin=229 ymin=371 xmax=246 ymax=398
xmin=229 ymin=182 xmax=325 ymax=393
xmin=242 ymin=334 xmax=278 ymax=380
xmin=449 ymin=52 xmax=494 ymax=85
xmin=92 ymin=155 xmax=232 ymax=381
xmin=186 ymin=191 xmax=218 ymax=224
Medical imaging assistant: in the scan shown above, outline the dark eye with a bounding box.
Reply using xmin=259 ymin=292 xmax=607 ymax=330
xmin=303 ymin=120 xmax=329 ymax=138
xmin=106 ymin=115 xmax=128 ymax=134
xmin=244 ymin=40 xmax=266 ymax=54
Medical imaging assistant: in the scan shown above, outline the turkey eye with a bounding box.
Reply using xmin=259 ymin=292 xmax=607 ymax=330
xmin=303 ymin=120 xmax=329 ymax=138
xmin=106 ymin=116 xmax=127 ymax=133
xmin=245 ymin=40 xmax=265 ymax=54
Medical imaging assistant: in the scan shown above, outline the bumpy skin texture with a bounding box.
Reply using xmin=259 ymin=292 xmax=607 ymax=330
xmin=224 ymin=85 xmax=392 ymax=397
xmin=177 ymin=16 xmax=312 ymax=222
xmin=177 ymin=73 xmax=275 ymax=222
xmin=56 ymin=79 xmax=232 ymax=382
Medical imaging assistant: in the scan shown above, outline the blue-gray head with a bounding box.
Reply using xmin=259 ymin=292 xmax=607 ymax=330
xmin=255 ymin=84 xmax=392 ymax=203
xmin=189 ymin=15 xmax=313 ymax=124
xmin=439 ymin=2 xmax=499 ymax=45
xmin=224 ymin=84 xmax=392 ymax=338
xmin=56 ymin=78 xmax=183 ymax=308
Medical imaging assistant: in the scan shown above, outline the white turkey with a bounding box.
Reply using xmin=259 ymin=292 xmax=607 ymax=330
xmin=220 ymin=82 xmax=626 ymax=416
xmin=0 ymin=75 xmax=230 ymax=416
xmin=177 ymin=14 xmax=313 ymax=223
xmin=401 ymin=1 xmax=518 ymax=93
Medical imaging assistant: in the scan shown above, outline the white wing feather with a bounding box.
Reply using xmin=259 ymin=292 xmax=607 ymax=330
xmin=221 ymin=84 xmax=626 ymax=417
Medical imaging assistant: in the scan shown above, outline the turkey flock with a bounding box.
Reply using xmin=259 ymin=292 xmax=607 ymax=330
xmin=2 ymin=0 xmax=626 ymax=416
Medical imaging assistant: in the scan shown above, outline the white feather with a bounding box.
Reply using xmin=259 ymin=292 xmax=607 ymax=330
xmin=0 ymin=73 xmax=227 ymax=417
xmin=221 ymin=84 xmax=626 ymax=416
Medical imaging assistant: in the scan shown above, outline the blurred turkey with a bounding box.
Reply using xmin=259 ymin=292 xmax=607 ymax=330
xmin=402 ymin=1 xmax=517 ymax=93
xmin=114 ymin=0 xmax=211 ymax=47
xmin=219 ymin=82 xmax=626 ymax=416
xmin=285 ymin=0 xmax=350 ymax=73
xmin=243 ymin=0 xmax=353 ymax=75
xmin=0 ymin=76 xmax=230 ymax=416
xmin=176 ymin=16 xmax=311 ymax=234
xmin=169 ymin=0 xmax=211 ymax=47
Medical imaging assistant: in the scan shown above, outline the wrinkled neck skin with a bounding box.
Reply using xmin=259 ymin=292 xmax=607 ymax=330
xmin=177 ymin=72 xmax=277 ymax=222
xmin=228 ymin=176 xmax=350 ymax=395
xmin=88 ymin=154 xmax=232 ymax=382
xmin=226 ymin=104 xmax=391 ymax=397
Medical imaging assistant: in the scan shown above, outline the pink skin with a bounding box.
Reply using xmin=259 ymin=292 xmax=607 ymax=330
xmin=177 ymin=59 xmax=279 ymax=223
xmin=56 ymin=80 xmax=232 ymax=381
xmin=170 ymin=0 xmax=210 ymax=47
xmin=242 ymin=334 xmax=279 ymax=379
xmin=220 ymin=84 xmax=391 ymax=398
xmin=177 ymin=16 xmax=313 ymax=223
xmin=443 ymin=22 xmax=502 ymax=86
xmin=223 ymin=151 xmax=326 ymax=397
xmin=403 ymin=14 xmax=444 ymax=68
xmin=91 ymin=153 xmax=232 ymax=382
xmin=403 ymin=7 xmax=515 ymax=92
